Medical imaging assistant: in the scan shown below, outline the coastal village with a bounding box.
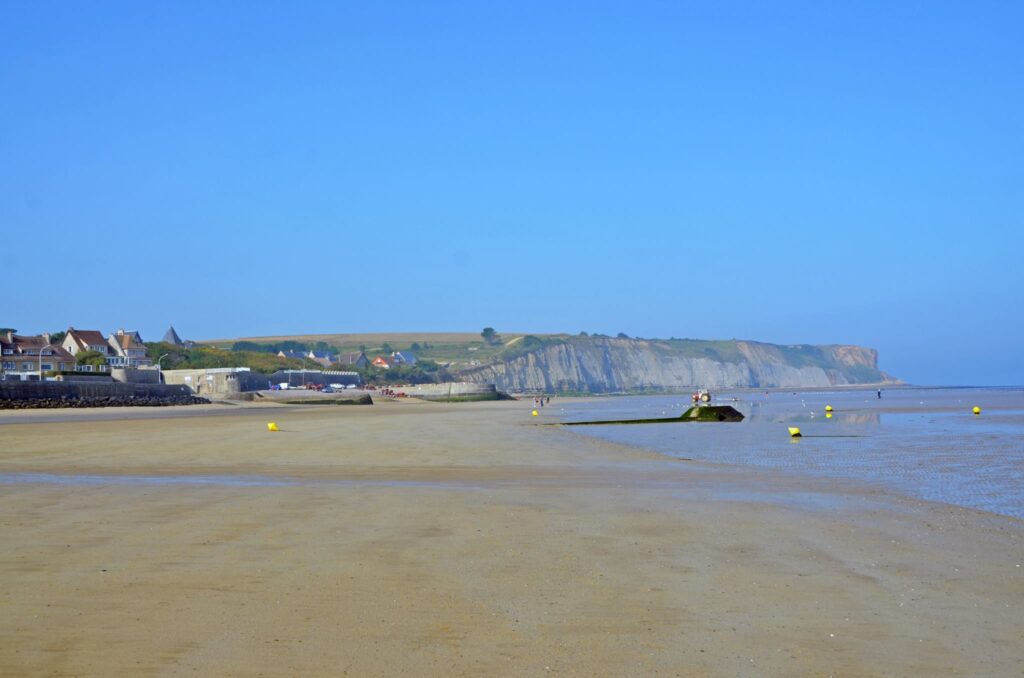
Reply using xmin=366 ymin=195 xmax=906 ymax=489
xmin=0 ymin=325 xmax=505 ymax=405
xmin=0 ymin=326 xmax=426 ymax=378
xmin=3 ymin=325 xmax=892 ymax=401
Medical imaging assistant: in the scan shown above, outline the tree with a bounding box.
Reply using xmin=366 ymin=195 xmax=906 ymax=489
xmin=50 ymin=330 xmax=66 ymax=344
xmin=381 ymin=342 xmax=394 ymax=354
xmin=481 ymin=327 xmax=498 ymax=345
xmin=522 ymin=335 xmax=543 ymax=348
xmin=617 ymin=332 xmax=629 ymax=339
xmin=410 ymin=342 xmax=421 ymax=351
xmin=75 ymin=350 xmax=108 ymax=368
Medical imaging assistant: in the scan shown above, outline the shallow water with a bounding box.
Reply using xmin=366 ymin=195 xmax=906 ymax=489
xmin=556 ymin=387 xmax=1024 ymax=519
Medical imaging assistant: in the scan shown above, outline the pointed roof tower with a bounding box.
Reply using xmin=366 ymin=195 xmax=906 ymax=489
xmin=162 ymin=326 xmax=184 ymax=345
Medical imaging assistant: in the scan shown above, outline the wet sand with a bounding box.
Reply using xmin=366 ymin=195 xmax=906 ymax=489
xmin=1 ymin=401 xmax=1022 ymax=676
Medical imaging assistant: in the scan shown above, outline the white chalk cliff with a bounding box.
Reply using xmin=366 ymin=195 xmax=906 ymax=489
xmin=455 ymin=337 xmax=889 ymax=393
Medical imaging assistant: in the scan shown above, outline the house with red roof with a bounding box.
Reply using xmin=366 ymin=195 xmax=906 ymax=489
xmin=1 ymin=332 xmax=77 ymax=380
xmin=61 ymin=327 xmax=112 ymax=372
xmin=107 ymin=329 xmax=153 ymax=368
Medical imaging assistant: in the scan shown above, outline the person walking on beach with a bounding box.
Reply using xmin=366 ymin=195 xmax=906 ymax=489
xmin=877 ymin=389 xmax=882 ymax=399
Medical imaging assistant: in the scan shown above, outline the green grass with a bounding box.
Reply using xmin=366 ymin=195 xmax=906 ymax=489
xmin=660 ymin=339 xmax=746 ymax=363
xmin=202 ymin=332 xmax=575 ymax=370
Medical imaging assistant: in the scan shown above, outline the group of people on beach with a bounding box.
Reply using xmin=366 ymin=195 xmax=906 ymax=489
xmin=534 ymin=395 xmax=550 ymax=407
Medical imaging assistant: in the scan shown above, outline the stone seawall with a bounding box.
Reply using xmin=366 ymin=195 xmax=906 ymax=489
xmin=0 ymin=382 xmax=210 ymax=409
xmin=395 ymin=383 xmax=506 ymax=401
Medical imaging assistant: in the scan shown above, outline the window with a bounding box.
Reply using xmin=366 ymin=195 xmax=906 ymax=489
xmin=2 ymin=361 xmax=14 ymax=370
xmin=2 ymin=349 xmax=11 ymax=355
xmin=41 ymin=363 xmax=53 ymax=371
xmin=22 ymin=362 xmax=35 ymax=371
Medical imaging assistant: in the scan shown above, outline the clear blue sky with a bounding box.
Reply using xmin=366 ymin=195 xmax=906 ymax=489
xmin=2 ymin=2 xmax=1021 ymax=385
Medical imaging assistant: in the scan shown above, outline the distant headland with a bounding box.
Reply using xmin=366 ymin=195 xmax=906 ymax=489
xmin=201 ymin=330 xmax=896 ymax=394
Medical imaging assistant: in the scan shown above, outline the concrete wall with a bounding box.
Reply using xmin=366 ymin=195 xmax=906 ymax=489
xmin=111 ymin=367 xmax=160 ymax=384
xmin=53 ymin=374 xmax=115 ymax=383
xmin=0 ymin=381 xmax=196 ymax=402
xmin=161 ymin=369 xmax=363 ymax=395
xmin=392 ymin=382 xmax=502 ymax=400
xmin=160 ymin=369 xmax=265 ymax=395
xmin=269 ymin=371 xmax=361 ymax=388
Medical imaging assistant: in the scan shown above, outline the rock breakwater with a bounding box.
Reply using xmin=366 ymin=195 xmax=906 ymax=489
xmin=0 ymin=382 xmax=211 ymax=409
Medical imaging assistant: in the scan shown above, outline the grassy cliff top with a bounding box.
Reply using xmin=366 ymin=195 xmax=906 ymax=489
xmin=198 ymin=332 xmax=878 ymax=376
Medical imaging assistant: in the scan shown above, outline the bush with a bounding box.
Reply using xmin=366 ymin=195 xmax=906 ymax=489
xmin=145 ymin=342 xmax=312 ymax=373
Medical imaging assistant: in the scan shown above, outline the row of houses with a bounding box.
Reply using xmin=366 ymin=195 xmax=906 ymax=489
xmin=275 ymin=349 xmax=417 ymax=370
xmin=1 ymin=332 xmax=78 ymax=377
xmin=60 ymin=327 xmax=152 ymax=370
xmin=1 ymin=325 xmax=189 ymax=381
xmin=371 ymin=351 xmax=418 ymax=369
xmin=2 ymin=322 xmax=419 ymax=381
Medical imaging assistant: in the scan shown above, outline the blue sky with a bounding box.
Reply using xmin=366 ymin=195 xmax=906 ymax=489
xmin=2 ymin=1 xmax=1021 ymax=385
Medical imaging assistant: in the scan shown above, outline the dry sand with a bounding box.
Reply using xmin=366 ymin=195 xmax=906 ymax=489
xmin=1 ymin=400 xmax=1021 ymax=676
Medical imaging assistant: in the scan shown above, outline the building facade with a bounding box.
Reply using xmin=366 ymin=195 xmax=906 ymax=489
xmin=62 ymin=327 xmax=112 ymax=372
xmin=107 ymin=329 xmax=153 ymax=368
xmin=1 ymin=332 xmax=77 ymax=380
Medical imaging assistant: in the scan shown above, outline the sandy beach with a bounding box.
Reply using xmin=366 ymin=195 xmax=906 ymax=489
xmin=1 ymin=400 xmax=1021 ymax=676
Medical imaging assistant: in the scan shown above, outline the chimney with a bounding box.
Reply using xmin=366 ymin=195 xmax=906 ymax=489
xmin=42 ymin=332 xmax=51 ymax=345
xmin=5 ymin=330 xmax=12 ymax=343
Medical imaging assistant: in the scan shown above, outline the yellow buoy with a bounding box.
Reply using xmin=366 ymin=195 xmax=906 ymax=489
xmin=825 ymin=405 xmax=833 ymax=412
xmin=826 ymin=412 xmax=833 ymax=419
xmin=788 ymin=427 xmax=802 ymax=437
xmin=972 ymin=406 xmax=981 ymax=415
xmin=531 ymin=410 xmax=539 ymax=417
xmin=267 ymin=422 xmax=279 ymax=432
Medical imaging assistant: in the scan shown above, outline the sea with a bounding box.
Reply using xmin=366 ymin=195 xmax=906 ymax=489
xmin=555 ymin=386 xmax=1024 ymax=520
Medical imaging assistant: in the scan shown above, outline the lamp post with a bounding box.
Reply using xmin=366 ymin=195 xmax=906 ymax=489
xmin=36 ymin=340 xmax=50 ymax=380
xmin=157 ymin=353 xmax=169 ymax=384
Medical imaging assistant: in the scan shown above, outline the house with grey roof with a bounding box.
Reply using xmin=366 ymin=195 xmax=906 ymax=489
xmin=308 ymin=351 xmax=337 ymax=368
xmin=391 ymin=351 xmax=418 ymax=366
xmin=338 ymin=351 xmax=370 ymax=368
